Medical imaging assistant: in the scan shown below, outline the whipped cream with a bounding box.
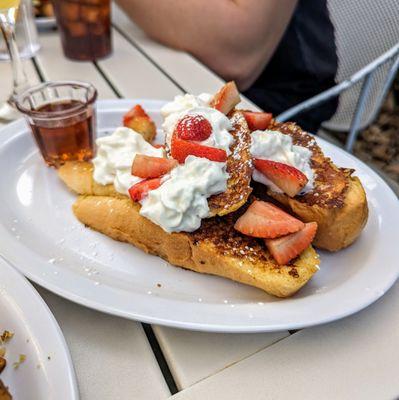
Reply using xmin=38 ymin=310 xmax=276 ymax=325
xmin=92 ymin=127 xmax=164 ymax=195
xmin=140 ymin=156 xmax=228 ymax=233
xmin=250 ymin=130 xmax=314 ymax=194
xmin=161 ymin=93 xmax=213 ymax=116
xmin=162 ymin=94 xmax=234 ymax=155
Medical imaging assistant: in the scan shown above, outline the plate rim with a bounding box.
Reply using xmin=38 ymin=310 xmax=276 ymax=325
xmin=0 ymin=99 xmax=398 ymax=333
xmin=0 ymin=257 xmax=79 ymax=398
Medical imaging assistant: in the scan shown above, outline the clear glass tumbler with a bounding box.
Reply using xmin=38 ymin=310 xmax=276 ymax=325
xmin=16 ymin=81 xmax=97 ymax=167
xmin=0 ymin=0 xmax=31 ymax=121
xmin=0 ymin=0 xmax=40 ymax=60
xmin=52 ymin=0 xmax=112 ymax=61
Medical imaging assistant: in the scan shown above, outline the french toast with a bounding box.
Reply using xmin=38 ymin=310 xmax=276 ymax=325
xmin=259 ymin=121 xmax=368 ymax=251
xmin=59 ymin=109 xmax=254 ymax=217
xmin=202 ymin=109 xmax=252 ymax=216
xmin=58 ymin=95 xmax=320 ymax=297
xmin=63 ymin=189 xmax=319 ymax=297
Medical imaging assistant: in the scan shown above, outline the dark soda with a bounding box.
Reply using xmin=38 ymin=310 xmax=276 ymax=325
xmin=52 ymin=0 xmax=111 ymax=61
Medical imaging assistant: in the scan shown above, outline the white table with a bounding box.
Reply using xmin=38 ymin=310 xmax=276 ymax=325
xmin=1 ymin=7 xmax=399 ymax=400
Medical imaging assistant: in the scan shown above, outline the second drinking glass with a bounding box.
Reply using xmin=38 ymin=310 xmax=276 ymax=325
xmin=52 ymin=0 xmax=112 ymax=61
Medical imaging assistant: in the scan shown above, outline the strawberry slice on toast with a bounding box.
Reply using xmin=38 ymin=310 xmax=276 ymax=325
xmin=131 ymin=155 xmax=178 ymax=179
xmin=242 ymin=111 xmax=273 ymax=131
xmin=171 ymin=136 xmax=227 ymax=164
xmin=210 ymin=81 xmax=241 ymax=115
xmin=234 ymin=200 xmax=304 ymax=239
xmin=265 ymin=222 xmax=318 ymax=265
xmin=254 ymin=159 xmax=308 ymax=197
xmin=128 ymin=177 xmax=162 ymax=202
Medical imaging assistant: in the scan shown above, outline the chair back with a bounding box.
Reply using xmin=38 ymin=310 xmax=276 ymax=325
xmin=323 ymin=0 xmax=399 ymax=132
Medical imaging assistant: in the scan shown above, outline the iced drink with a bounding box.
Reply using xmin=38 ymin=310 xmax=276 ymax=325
xmin=52 ymin=0 xmax=112 ymax=61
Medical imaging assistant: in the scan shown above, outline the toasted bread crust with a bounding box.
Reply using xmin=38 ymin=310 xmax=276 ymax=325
xmin=58 ymin=161 xmax=118 ymax=197
xmin=208 ymin=110 xmax=253 ymax=216
xmin=265 ymin=121 xmax=368 ymax=251
xmin=58 ymin=161 xmax=319 ymax=297
xmin=73 ymin=195 xmax=319 ymax=297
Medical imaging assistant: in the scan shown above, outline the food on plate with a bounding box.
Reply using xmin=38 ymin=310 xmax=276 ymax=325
xmin=123 ymin=104 xmax=157 ymax=143
xmin=131 ymin=155 xmax=178 ymax=178
xmin=253 ymin=159 xmax=308 ymax=197
xmin=265 ymin=222 xmax=318 ymax=265
xmin=0 ymin=330 xmax=13 ymax=400
xmin=242 ymin=110 xmax=273 ymax=131
xmin=58 ymin=83 xmax=320 ymax=297
xmin=234 ymin=200 xmax=305 ymax=239
xmin=0 ymin=380 xmax=11 ymax=400
xmin=249 ymin=122 xmax=368 ymax=251
xmin=57 ymin=81 xmax=368 ymax=297
xmin=209 ymin=81 xmax=240 ymax=114
xmin=70 ymin=194 xmax=319 ymax=298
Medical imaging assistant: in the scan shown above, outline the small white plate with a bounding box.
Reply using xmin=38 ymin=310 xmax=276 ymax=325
xmin=0 ymin=99 xmax=398 ymax=333
xmin=0 ymin=258 xmax=78 ymax=399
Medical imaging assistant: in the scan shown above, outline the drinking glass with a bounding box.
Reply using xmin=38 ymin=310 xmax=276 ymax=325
xmin=0 ymin=0 xmax=40 ymax=60
xmin=52 ymin=0 xmax=112 ymax=61
xmin=0 ymin=0 xmax=30 ymax=121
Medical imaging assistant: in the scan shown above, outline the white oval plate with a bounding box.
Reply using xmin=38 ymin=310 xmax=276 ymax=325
xmin=0 ymin=99 xmax=398 ymax=333
xmin=0 ymin=258 xmax=78 ymax=399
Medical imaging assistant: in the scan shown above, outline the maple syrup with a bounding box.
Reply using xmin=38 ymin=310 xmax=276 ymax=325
xmin=30 ymin=100 xmax=95 ymax=167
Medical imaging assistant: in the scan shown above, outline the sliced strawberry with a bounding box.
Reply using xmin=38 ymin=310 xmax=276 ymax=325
xmin=254 ymin=159 xmax=308 ymax=197
xmin=242 ymin=111 xmax=273 ymax=131
xmin=132 ymin=154 xmax=178 ymax=178
xmin=128 ymin=177 xmax=162 ymax=202
xmin=171 ymin=136 xmax=227 ymax=163
xmin=234 ymin=200 xmax=304 ymax=239
xmin=175 ymin=114 xmax=212 ymax=141
xmin=123 ymin=104 xmax=149 ymax=125
xmin=210 ymin=81 xmax=240 ymax=115
xmin=265 ymin=222 xmax=318 ymax=265
xmin=153 ymin=144 xmax=165 ymax=149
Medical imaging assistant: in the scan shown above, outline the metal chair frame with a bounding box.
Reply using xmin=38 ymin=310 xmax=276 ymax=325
xmin=276 ymin=43 xmax=399 ymax=152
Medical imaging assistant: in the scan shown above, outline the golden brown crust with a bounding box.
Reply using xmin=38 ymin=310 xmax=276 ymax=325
xmin=58 ymin=161 xmax=319 ymax=297
xmin=270 ymin=177 xmax=368 ymax=251
xmin=270 ymin=121 xmax=350 ymax=208
xmin=208 ymin=110 xmax=253 ymax=216
xmin=72 ymin=195 xmax=319 ymax=297
xmin=125 ymin=117 xmax=157 ymax=143
xmin=265 ymin=121 xmax=369 ymax=251
xmin=0 ymin=380 xmax=11 ymax=400
xmin=58 ymin=161 xmax=119 ymax=197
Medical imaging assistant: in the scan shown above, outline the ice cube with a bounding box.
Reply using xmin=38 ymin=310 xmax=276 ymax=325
xmin=81 ymin=5 xmax=100 ymax=23
xmin=61 ymin=2 xmax=80 ymax=21
xmin=67 ymin=21 xmax=87 ymax=37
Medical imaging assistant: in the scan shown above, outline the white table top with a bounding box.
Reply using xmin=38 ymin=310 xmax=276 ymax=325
xmin=0 ymin=6 xmax=398 ymax=399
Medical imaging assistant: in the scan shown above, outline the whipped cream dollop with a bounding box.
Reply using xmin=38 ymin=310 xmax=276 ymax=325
xmin=250 ymin=130 xmax=314 ymax=194
xmin=140 ymin=156 xmax=228 ymax=233
xmin=92 ymin=127 xmax=164 ymax=195
xmin=161 ymin=94 xmax=234 ymax=154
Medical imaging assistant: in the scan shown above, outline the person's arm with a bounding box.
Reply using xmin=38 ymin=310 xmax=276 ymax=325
xmin=115 ymin=0 xmax=298 ymax=90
